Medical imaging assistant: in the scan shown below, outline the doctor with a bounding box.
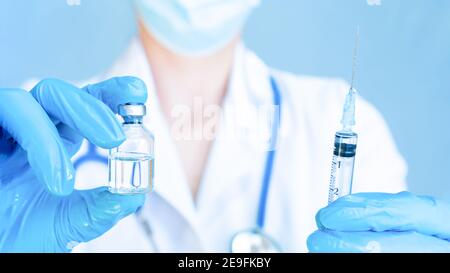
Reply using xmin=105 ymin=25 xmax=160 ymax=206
xmin=1 ymin=0 xmax=450 ymax=253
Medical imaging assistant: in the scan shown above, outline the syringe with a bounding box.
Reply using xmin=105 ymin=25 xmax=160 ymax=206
xmin=327 ymin=27 xmax=360 ymax=204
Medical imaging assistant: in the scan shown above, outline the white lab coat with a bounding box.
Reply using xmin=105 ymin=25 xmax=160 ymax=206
xmin=68 ymin=38 xmax=407 ymax=252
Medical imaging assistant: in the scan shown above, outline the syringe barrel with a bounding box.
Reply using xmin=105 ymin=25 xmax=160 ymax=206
xmin=328 ymin=130 xmax=358 ymax=204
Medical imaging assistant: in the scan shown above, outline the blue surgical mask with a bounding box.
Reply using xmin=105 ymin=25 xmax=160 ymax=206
xmin=134 ymin=0 xmax=260 ymax=56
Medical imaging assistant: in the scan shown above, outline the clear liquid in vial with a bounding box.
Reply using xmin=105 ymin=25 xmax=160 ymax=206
xmin=108 ymin=151 xmax=154 ymax=194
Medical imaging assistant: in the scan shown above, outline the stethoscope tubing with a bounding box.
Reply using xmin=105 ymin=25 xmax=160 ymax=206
xmin=256 ymin=76 xmax=281 ymax=229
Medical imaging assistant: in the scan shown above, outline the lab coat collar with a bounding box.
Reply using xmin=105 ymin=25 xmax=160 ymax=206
xmin=104 ymin=37 xmax=275 ymax=246
xmin=195 ymin=43 xmax=275 ymax=209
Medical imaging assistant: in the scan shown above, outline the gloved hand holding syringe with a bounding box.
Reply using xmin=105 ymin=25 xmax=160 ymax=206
xmin=309 ymin=26 xmax=450 ymax=253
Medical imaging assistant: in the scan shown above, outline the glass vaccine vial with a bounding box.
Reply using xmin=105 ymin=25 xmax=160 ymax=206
xmin=108 ymin=103 xmax=154 ymax=194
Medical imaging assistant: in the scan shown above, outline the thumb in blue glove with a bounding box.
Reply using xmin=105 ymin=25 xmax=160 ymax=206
xmin=0 ymin=76 xmax=148 ymax=252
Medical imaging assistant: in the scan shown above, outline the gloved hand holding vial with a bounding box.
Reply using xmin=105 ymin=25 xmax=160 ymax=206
xmin=0 ymin=77 xmax=148 ymax=252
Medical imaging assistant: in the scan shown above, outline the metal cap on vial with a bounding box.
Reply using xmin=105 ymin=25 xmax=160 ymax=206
xmin=118 ymin=103 xmax=146 ymax=117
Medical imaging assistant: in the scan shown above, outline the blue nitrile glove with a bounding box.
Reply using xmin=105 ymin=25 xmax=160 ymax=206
xmin=307 ymin=192 xmax=450 ymax=253
xmin=0 ymin=77 xmax=148 ymax=252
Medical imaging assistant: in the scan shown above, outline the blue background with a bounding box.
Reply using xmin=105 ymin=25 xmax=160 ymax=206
xmin=1 ymin=0 xmax=449 ymax=198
